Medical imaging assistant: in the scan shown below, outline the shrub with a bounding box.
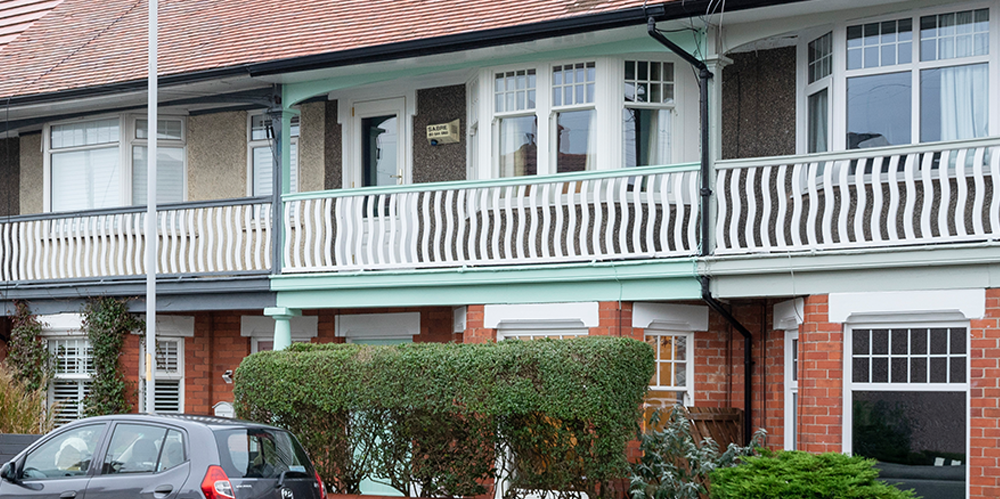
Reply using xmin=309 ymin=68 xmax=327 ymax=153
xmin=708 ymin=451 xmax=917 ymax=499
xmin=234 ymin=337 xmax=655 ymax=498
xmin=0 ymin=363 xmax=54 ymax=434
xmin=630 ymin=406 xmax=763 ymax=499
xmin=8 ymin=301 xmax=51 ymax=392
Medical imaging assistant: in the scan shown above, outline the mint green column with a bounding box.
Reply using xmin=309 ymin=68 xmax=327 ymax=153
xmin=264 ymin=307 xmax=301 ymax=351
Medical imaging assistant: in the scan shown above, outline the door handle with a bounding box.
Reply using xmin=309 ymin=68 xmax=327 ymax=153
xmin=154 ymin=484 xmax=174 ymax=497
xmin=59 ymin=491 xmax=77 ymax=499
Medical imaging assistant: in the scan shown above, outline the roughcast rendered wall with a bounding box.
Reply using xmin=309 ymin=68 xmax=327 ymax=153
xmin=19 ymin=133 xmax=42 ymax=215
xmin=187 ymin=111 xmax=247 ymax=201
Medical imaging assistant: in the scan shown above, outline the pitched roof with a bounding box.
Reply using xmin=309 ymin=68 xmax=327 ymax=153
xmin=0 ymin=0 xmax=62 ymax=52
xmin=0 ymin=0 xmax=676 ymax=101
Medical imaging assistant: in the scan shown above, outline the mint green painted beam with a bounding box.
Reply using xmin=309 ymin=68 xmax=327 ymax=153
xmin=272 ymin=259 xmax=700 ymax=308
xmin=283 ymin=33 xmax=703 ymax=107
xmin=283 ymin=162 xmax=698 ymax=201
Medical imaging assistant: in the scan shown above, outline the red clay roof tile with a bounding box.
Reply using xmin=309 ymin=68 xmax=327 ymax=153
xmin=0 ymin=0 xmax=672 ymax=100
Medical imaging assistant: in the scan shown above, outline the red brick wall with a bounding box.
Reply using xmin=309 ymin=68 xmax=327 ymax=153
xmin=970 ymin=288 xmax=1000 ymax=498
xmin=796 ymin=294 xmax=842 ymax=454
xmin=463 ymin=305 xmax=495 ymax=344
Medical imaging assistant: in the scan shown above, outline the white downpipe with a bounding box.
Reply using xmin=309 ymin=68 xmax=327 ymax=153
xmin=145 ymin=0 xmax=157 ymax=414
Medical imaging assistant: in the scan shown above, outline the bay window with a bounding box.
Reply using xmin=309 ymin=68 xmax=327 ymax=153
xmin=804 ymin=5 xmax=993 ymax=152
xmin=46 ymin=115 xmax=186 ymax=212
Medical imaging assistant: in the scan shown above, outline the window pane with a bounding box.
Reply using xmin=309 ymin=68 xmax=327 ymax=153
xmin=553 ymin=62 xmax=596 ymax=106
xmin=495 ymin=69 xmax=536 ymax=113
xmin=132 ymin=146 xmax=185 ymax=205
xmin=498 ymin=116 xmax=537 ymax=177
xmin=51 ymin=119 xmax=119 ymax=149
xmin=103 ymin=424 xmax=168 ymax=474
xmin=921 ymin=9 xmax=989 ymax=61
xmin=624 ymin=60 xmax=674 ymax=104
xmin=136 ymin=119 xmax=183 ymax=140
xmin=852 ymin=391 xmax=965 ymax=486
xmin=51 ymin=147 xmax=121 ymax=212
xmin=23 ymin=424 xmax=103 ymax=479
xmin=808 ymin=32 xmax=833 ymax=83
xmin=808 ymin=89 xmax=829 ymax=153
xmin=920 ymin=63 xmax=988 ymax=142
xmin=556 ymin=109 xmax=595 ymax=173
xmin=623 ymin=108 xmax=671 ymax=167
xmin=252 ymin=142 xmax=298 ymax=196
xmin=847 ymin=19 xmax=912 ymax=69
xmin=847 ymin=72 xmax=912 ymax=148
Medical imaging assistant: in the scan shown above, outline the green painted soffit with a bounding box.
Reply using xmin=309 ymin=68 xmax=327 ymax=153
xmin=284 ymin=32 xmax=704 ymax=107
xmin=272 ymin=258 xmax=701 ymax=308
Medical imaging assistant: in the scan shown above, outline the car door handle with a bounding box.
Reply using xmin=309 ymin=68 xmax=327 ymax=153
xmin=59 ymin=492 xmax=77 ymax=499
xmin=154 ymin=484 xmax=173 ymax=498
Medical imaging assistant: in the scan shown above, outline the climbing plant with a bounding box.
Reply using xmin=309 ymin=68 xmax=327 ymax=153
xmin=7 ymin=301 xmax=51 ymax=392
xmin=82 ymin=297 xmax=143 ymax=417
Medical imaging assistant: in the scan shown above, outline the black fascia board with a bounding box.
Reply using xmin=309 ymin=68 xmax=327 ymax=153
xmin=2 ymin=0 xmax=807 ymax=108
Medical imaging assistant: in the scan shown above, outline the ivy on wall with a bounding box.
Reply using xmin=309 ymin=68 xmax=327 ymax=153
xmin=8 ymin=301 xmax=51 ymax=392
xmin=82 ymin=298 xmax=143 ymax=417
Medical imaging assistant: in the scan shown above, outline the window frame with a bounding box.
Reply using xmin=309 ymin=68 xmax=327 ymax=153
xmin=621 ymin=59 xmax=678 ymax=168
xmin=43 ymin=114 xmax=188 ymax=213
xmin=841 ymin=319 xmax=970 ymax=478
xmin=246 ymin=110 xmax=300 ymax=197
xmin=643 ymin=328 xmax=695 ymax=407
xmin=796 ymin=2 xmax=999 ymax=154
xmin=138 ymin=337 xmax=185 ymax=414
xmin=783 ymin=329 xmax=799 ymax=451
xmin=47 ymin=336 xmax=94 ymax=426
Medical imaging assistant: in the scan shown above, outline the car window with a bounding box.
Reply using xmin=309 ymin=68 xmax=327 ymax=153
xmin=214 ymin=428 xmax=311 ymax=479
xmin=102 ymin=423 xmax=186 ymax=475
xmin=21 ymin=424 xmax=104 ymax=480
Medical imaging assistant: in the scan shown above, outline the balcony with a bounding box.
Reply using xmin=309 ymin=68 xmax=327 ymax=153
xmin=715 ymin=137 xmax=1000 ymax=255
xmin=0 ymin=197 xmax=272 ymax=283
xmin=4 ymin=138 xmax=1000 ymax=287
xmin=280 ymin=164 xmax=702 ymax=273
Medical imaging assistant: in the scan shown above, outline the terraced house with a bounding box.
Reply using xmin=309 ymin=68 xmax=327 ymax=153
xmin=1 ymin=0 xmax=999 ymax=496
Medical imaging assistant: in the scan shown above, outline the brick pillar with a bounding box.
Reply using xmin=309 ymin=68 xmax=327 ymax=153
xmin=122 ymin=333 xmax=141 ymax=412
xmin=969 ymin=288 xmax=1000 ymax=498
xmin=763 ymin=324 xmax=786 ymax=451
xmin=592 ymin=302 xmax=638 ymax=339
xmin=463 ymin=305 xmax=495 ymax=343
xmin=797 ymin=294 xmax=843 ymax=454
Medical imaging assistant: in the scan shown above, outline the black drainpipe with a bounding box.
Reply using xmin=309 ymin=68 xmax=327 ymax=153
xmin=648 ymin=19 xmax=755 ymax=445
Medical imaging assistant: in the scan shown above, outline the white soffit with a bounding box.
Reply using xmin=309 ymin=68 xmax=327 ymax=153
xmin=138 ymin=315 xmax=194 ymax=337
xmin=773 ymin=298 xmax=805 ymax=330
xmin=335 ymin=312 xmax=420 ymax=339
xmin=241 ymin=316 xmax=319 ymax=339
xmin=632 ymin=303 xmax=709 ymax=331
xmin=828 ymin=289 xmax=985 ymax=323
xmin=484 ymin=302 xmax=599 ymax=329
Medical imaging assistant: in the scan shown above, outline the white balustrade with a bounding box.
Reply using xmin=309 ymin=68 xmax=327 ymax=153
xmin=0 ymin=199 xmax=271 ymax=282
xmin=716 ymin=138 xmax=1000 ymax=254
xmin=283 ymin=168 xmax=701 ymax=273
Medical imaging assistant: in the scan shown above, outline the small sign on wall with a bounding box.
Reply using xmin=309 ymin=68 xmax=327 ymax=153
xmin=426 ymin=119 xmax=460 ymax=145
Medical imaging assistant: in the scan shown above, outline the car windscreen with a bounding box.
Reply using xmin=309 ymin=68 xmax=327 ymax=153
xmin=213 ymin=428 xmax=312 ymax=480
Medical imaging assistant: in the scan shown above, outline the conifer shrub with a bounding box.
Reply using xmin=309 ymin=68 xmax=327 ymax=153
xmin=708 ymin=451 xmax=917 ymax=499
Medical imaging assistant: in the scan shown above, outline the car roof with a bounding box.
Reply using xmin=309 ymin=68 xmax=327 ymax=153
xmin=64 ymin=413 xmax=286 ymax=432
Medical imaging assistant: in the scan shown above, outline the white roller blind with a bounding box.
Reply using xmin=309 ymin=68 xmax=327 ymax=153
xmin=252 ymin=141 xmax=297 ymax=196
xmin=51 ymin=147 xmax=121 ymax=212
xmin=132 ymin=146 xmax=184 ymax=205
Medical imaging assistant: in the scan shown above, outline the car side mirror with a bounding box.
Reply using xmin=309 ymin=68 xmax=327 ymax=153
xmin=0 ymin=461 xmax=17 ymax=483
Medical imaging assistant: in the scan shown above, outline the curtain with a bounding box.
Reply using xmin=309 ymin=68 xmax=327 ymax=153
xmin=939 ymin=63 xmax=988 ymax=141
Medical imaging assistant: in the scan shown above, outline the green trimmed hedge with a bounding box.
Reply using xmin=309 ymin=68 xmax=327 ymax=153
xmin=234 ymin=337 xmax=654 ymax=498
xmin=708 ymin=451 xmax=917 ymax=499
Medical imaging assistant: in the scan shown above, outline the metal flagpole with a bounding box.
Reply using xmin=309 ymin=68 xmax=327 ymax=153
xmin=145 ymin=0 xmax=158 ymax=414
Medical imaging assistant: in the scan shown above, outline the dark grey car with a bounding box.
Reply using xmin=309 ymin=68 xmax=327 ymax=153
xmin=0 ymin=414 xmax=326 ymax=499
